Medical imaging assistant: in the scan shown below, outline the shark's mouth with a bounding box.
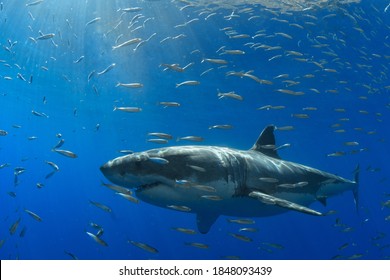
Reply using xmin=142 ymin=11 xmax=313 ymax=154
xmin=136 ymin=181 xmax=162 ymax=192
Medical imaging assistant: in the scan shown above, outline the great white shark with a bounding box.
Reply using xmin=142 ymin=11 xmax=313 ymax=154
xmin=100 ymin=125 xmax=359 ymax=233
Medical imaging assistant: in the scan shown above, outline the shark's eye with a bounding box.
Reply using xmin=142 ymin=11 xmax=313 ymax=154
xmin=134 ymin=155 xmax=142 ymax=162
xmin=135 ymin=153 xmax=149 ymax=162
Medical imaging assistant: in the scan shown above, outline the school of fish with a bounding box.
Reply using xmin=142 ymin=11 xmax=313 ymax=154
xmin=0 ymin=0 xmax=389 ymax=260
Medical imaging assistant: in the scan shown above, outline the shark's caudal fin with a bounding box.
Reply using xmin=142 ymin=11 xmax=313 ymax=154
xmin=250 ymin=125 xmax=280 ymax=159
xmin=353 ymin=164 xmax=360 ymax=211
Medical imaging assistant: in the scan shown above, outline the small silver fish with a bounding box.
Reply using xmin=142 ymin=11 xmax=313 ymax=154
xmin=344 ymin=141 xmax=359 ymax=146
xmin=208 ymin=124 xmax=233 ymax=130
xmin=36 ymin=33 xmax=55 ymax=40
xmin=31 ymin=110 xmax=49 ymax=118
xmin=97 ymin=63 xmax=116 ymax=76
xmin=239 ymin=227 xmax=258 ymax=233
xmin=217 ymin=91 xmax=243 ymax=101
xmin=52 ymin=149 xmax=78 ymax=158
xmin=201 ymin=195 xmax=223 ymax=201
xmin=147 ymin=139 xmax=168 ymax=144
xmin=113 ymin=106 xmax=142 ymax=113
xmin=8 ymin=191 xmax=17 ymax=198
xmin=116 ymin=82 xmax=143 ymax=88
xmin=276 ymin=126 xmax=294 ymax=131
xmin=45 ymin=161 xmax=59 ymax=171
xmin=0 ymin=130 xmax=8 ymax=136
xmin=64 ymin=251 xmax=78 ymax=260
xmin=187 ymin=165 xmax=207 ymax=173
xmin=89 ymin=222 xmax=103 ymax=231
xmin=87 ymin=70 xmax=96 ymax=82
xmin=24 ymin=209 xmax=42 ymax=222
xmin=73 ymin=55 xmax=84 ymax=64
xmin=86 ymin=231 xmax=108 ymax=246
xmin=26 ymin=0 xmax=44 ymax=6
xmin=201 ymin=58 xmax=228 ymax=64
xmin=121 ymin=7 xmax=142 ymax=12
xmin=89 ymin=200 xmax=112 ymax=213
xmin=112 ymin=38 xmax=142 ymax=50
xmin=128 ymin=240 xmax=158 ymax=254
xmin=85 ymin=17 xmax=101 ymax=28
xmin=259 ymin=177 xmax=279 ymax=183
xmin=101 ymin=181 xmax=132 ymax=195
xmin=262 ymin=242 xmax=284 ymax=250
xmin=185 ymin=242 xmax=209 ymax=249
xmin=175 ymin=80 xmax=200 ymax=88
xmin=167 ymin=205 xmax=191 ymax=212
xmin=148 ymin=157 xmax=169 ymax=165
xmin=147 ymin=132 xmax=173 ymax=139
xmin=116 ymin=193 xmax=139 ymax=204
xmin=19 ymin=226 xmax=27 ymax=238
xmin=0 ymin=163 xmax=11 ymax=169
xmin=229 ymin=233 xmax=252 ymax=242
xmin=9 ymin=218 xmax=21 ymax=235
xmin=227 ymin=218 xmax=255 ymax=225
xmin=177 ymin=136 xmax=204 ymax=142
xmin=159 ymin=102 xmax=181 ymax=108
xmin=191 ymin=184 xmax=216 ymax=192
xmin=277 ymin=183 xmax=296 ymax=189
xmin=118 ymin=150 xmax=134 ymax=154
xmin=52 ymin=139 xmax=65 ymax=149
xmin=171 ymin=227 xmax=197 ymax=234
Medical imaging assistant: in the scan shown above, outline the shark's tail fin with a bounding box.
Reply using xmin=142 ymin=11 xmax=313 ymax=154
xmin=352 ymin=164 xmax=360 ymax=211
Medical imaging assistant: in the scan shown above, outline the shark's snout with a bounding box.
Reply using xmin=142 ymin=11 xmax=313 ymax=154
xmin=100 ymin=161 xmax=110 ymax=175
xmin=100 ymin=160 xmax=118 ymax=181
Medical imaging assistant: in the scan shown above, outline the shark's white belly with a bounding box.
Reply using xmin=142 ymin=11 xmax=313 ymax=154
xmin=136 ymin=180 xmax=317 ymax=217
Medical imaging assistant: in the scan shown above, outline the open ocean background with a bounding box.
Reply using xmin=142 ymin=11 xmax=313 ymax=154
xmin=0 ymin=0 xmax=389 ymax=260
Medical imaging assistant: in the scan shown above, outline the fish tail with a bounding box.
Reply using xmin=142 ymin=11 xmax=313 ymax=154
xmin=352 ymin=164 xmax=360 ymax=211
xmin=113 ymin=107 xmax=117 ymax=111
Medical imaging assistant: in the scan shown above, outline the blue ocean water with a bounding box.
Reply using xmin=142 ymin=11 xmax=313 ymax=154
xmin=0 ymin=0 xmax=389 ymax=260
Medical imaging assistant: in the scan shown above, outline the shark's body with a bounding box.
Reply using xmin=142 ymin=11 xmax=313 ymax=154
xmin=100 ymin=125 xmax=359 ymax=233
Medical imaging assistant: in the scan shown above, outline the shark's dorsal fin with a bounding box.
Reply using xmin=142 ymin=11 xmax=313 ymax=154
xmin=251 ymin=125 xmax=280 ymax=159
xmin=196 ymin=212 xmax=219 ymax=234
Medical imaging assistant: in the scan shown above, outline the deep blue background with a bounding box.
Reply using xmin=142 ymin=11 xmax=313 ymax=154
xmin=0 ymin=0 xmax=389 ymax=260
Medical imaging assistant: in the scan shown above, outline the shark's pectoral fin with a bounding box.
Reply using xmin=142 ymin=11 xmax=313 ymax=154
xmin=196 ymin=212 xmax=219 ymax=234
xmin=249 ymin=191 xmax=323 ymax=216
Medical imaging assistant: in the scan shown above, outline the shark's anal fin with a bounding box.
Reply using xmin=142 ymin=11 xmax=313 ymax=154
xmin=316 ymin=196 xmax=327 ymax=207
xmin=249 ymin=191 xmax=323 ymax=216
xmin=196 ymin=212 xmax=219 ymax=234
xmin=250 ymin=125 xmax=280 ymax=159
